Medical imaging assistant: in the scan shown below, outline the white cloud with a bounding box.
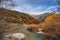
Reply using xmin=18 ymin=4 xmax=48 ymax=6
xmin=29 ymin=6 xmax=57 ymax=15
xmin=13 ymin=4 xmax=42 ymax=12
xmin=47 ymin=6 xmax=57 ymax=10
xmin=12 ymin=0 xmax=57 ymax=15
xmin=16 ymin=0 xmax=27 ymax=3
xmin=12 ymin=5 xmax=57 ymax=15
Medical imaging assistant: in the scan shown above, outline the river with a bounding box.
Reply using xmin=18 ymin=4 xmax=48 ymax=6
xmin=11 ymin=28 xmax=48 ymax=40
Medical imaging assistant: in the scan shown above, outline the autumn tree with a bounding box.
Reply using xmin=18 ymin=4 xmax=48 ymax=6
xmin=26 ymin=24 xmax=39 ymax=32
xmin=45 ymin=14 xmax=60 ymax=27
xmin=44 ymin=14 xmax=60 ymax=40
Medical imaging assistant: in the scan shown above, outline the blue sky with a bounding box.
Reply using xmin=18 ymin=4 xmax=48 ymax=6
xmin=13 ymin=0 xmax=57 ymax=15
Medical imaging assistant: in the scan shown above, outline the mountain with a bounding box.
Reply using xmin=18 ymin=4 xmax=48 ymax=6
xmin=0 ymin=8 xmax=40 ymax=24
xmin=30 ymin=12 xmax=55 ymax=22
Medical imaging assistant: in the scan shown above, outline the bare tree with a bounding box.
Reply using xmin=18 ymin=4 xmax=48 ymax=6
xmin=0 ymin=0 xmax=16 ymax=9
xmin=56 ymin=0 xmax=60 ymax=13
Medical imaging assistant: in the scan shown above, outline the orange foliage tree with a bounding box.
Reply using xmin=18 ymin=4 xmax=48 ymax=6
xmin=26 ymin=24 xmax=39 ymax=32
xmin=43 ymin=14 xmax=60 ymax=39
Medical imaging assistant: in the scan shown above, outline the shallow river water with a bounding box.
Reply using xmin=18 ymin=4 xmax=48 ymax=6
xmin=12 ymin=28 xmax=48 ymax=40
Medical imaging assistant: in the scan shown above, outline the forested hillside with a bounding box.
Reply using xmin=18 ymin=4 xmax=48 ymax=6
xmin=0 ymin=8 xmax=40 ymax=24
